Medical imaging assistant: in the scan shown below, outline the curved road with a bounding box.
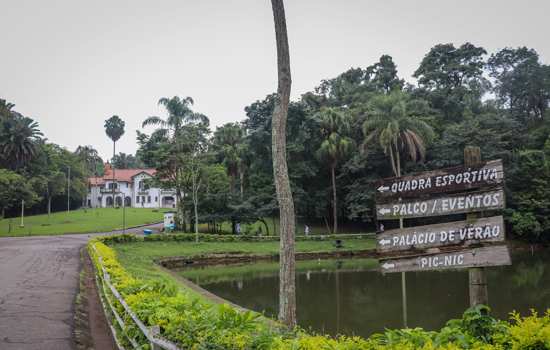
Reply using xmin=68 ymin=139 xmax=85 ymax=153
xmin=0 ymin=224 xmax=161 ymax=350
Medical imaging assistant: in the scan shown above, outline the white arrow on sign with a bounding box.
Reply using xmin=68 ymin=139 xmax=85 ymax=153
xmin=377 ymin=185 xmax=390 ymax=193
xmin=379 ymin=238 xmax=391 ymax=246
xmin=381 ymin=262 xmax=395 ymax=270
xmin=378 ymin=208 xmax=391 ymax=215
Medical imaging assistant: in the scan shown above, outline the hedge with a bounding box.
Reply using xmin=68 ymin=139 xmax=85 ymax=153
xmin=99 ymin=232 xmax=374 ymax=244
xmin=88 ymin=235 xmax=550 ymax=349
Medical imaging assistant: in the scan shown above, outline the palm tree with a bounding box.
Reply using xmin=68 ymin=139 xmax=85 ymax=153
xmin=142 ymin=96 xmax=208 ymax=139
xmin=314 ymin=107 xmax=355 ymax=234
xmin=363 ymin=91 xmax=434 ymax=328
xmin=362 ymin=91 xmax=434 ymax=177
xmin=0 ymin=100 xmax=43 ymax=170
xmin=104 ymin=115 xmax=125 ymax=207
xmin=213 ymin=123 xmax=247 ymax=197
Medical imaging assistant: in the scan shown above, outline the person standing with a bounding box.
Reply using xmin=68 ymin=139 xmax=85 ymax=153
xmin=304 ymin=224 xmax=310 ymax=236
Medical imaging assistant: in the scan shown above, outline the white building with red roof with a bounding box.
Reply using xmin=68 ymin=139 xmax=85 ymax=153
xmin=86 ymin=163 xmax=177 ymax=208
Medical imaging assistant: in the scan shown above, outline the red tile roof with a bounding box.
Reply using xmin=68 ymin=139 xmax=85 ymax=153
xmin=89 ymin=167 xmax=156 ymax=185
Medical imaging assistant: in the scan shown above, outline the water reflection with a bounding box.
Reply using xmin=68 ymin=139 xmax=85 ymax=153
xmin=180 ymin=251 xmax=550 ymax=338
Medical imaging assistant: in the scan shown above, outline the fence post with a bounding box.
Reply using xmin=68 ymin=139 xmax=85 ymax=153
xmin=150 ymin=325 xmax=162 ymax=350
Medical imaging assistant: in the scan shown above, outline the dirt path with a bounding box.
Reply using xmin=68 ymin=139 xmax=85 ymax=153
xmin=0 ymin=223 xmax=161 ymax=350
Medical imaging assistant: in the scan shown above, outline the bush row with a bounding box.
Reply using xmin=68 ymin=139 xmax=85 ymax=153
xmin=99 ymin=232 xmax=374 ymax=244
xmin=88 ymin=236 xmax=550 ymax=349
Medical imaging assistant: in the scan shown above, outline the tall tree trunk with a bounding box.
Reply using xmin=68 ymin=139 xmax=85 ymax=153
xmin=112 ymin=141 xmax=116 ymax=208
xmin=176 ymin=189 xmax=186 ymax=232
xmin=388 ymin=142 xmax=397 ymax=177
xmin=193 ymin=182 xmax=199 ymax=242
xmin=47 ymin=197 xmax=51 ymax=217
xmin=271 ymin=0 xmax=296 ymax=328
xmin=239 ymin=168 xmax=244 ymax=200
xmin=394 ymin=140 xmax=401 ymax=178
xmin=229 ymin=174 xmax=235 ymax=195
xmin=331 ymin=163 xmax=337 ymax=234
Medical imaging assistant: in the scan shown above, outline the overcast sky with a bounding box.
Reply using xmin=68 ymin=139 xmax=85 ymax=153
xmin=2 ymin=0 xmax=549 ymax=160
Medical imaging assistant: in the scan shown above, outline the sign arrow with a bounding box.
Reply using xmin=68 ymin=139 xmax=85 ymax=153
xmin=378 ymin=208 xmax=391 ymax=215
xmin=377 ymin=185 xmax=390 ymax=193
xmin=381 ymin=262 xmax=395 ymax=270
xmin=379 ymin=238 xmax=391 ymax=246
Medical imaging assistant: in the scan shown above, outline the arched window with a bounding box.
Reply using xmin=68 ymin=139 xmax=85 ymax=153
xmin=106 ymin=196 xmax=114 ymax=206
xmin=124 ymin=196 xmax=131 ymax=207
xmin=115 ymin=196 xmax=123 ymax=207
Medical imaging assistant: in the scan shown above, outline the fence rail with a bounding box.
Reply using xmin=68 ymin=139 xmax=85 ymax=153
xmin=90 ymin=244 xmax=181 ymax=350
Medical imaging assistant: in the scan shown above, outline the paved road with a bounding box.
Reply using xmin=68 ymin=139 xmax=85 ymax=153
xmin=0 ymin=224 xmax=161 ymax=350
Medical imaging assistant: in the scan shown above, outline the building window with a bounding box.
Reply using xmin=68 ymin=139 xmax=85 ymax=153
xmin=136 ymin=196 xmax=140 ymax=203
xmin=147 ymin=196 xmax=151 ymax=203
xmin=108 ymin=183 xmax=118 ymax=190
xmin=155 ymin=196 xmax=158 ymax=202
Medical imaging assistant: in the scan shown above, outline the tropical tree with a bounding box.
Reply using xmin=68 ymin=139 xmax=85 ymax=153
xmin=0 ymin=169 xmax=36 ymax=218
xmin=363 ymin=91 xmax=434 ymax=177
xmin=271 ymin=0 xmax=296 ymax=328
xmin=365 ymin=55 xmax=404 ymax=93
xmin=0 ymin=100 xmax=43 ymax=170
xmin=142 ymin=96 xmax=208 ymax=138
xmin=142 ymin=96 xmax=210 ymax=231
xmin=112 ymin=152 xmax=143 ymax=169
xmin=413 ymin=42 xmax=488 ymax=121
xmin=31 ymin=172 xmax=66 ymax=216
xmin=104 ymin=115 xmax=125 ymax=207
xmin=75 ymin=145 xmax=102 ymax=176
xmin=488 ymin=47 xmax=550 ymax=121
xmin=314 ymin=107 xmax=354 ymax=233
xmin=212 ymin=123 xmax=247 ymax=197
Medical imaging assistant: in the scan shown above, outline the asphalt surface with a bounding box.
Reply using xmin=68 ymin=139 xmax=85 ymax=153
xmin=0 ymin=224 xmax=161 ymax=350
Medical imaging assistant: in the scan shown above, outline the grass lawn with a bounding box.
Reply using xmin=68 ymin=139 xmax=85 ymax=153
xmin=111 ymin=239 xmax=376 ymax=283
xmin=0 ymin=207 xmax=168 ymax=237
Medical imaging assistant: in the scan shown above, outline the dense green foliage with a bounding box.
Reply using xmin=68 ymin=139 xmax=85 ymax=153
xmin=90 ymin=237 xmax=550 ymax=349
xmin=2 ymin=43 xmax=549 ymax=239
xmin=135 ymin=44 xmax=550 ymax=241
xmin=0 ymin=99 xmax=95 ymax=218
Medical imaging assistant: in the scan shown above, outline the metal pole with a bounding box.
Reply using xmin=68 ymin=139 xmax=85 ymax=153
xmin=123 ymin=200 xmax=126 ymax=234
xmin=20 ymin=199 xmax=25 ymax=227
xmin=400 ymin=217 xmax=408 ymax=328
xmin=67 ymin=166 xmax=71 ymax=213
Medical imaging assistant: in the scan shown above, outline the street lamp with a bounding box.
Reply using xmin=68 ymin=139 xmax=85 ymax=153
xmin=67 ymin=166 xmax=71 ymax=213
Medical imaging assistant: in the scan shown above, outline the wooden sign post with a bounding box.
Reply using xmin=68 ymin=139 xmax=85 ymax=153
xmin=377 ymin=216 xmax=505 ymax=253
xmin=465 ymin=146 xmax=488 ymax=307
xmin=379 ymin=245 xmax=511 ymax=273
xmin=374 ymin=148 xmax=510 ymax=310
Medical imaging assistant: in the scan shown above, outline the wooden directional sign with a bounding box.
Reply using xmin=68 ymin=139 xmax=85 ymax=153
xmin=376 ymin=189 xmax=505 ymax=220
xmin=376 ymin=159 xmax=503 ymax=201
xmin=377 ymin=216 xmax=505 ymax=253
xmin=379 ymin=245 xmax=511 ymax=273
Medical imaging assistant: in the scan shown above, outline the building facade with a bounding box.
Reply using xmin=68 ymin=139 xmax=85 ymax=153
xmin=87 ymin=163 xmax=177 ymax=209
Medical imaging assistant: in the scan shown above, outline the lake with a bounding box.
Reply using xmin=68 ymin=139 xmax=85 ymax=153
xmin=179 ymin=250 xmax=550 ymax=337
